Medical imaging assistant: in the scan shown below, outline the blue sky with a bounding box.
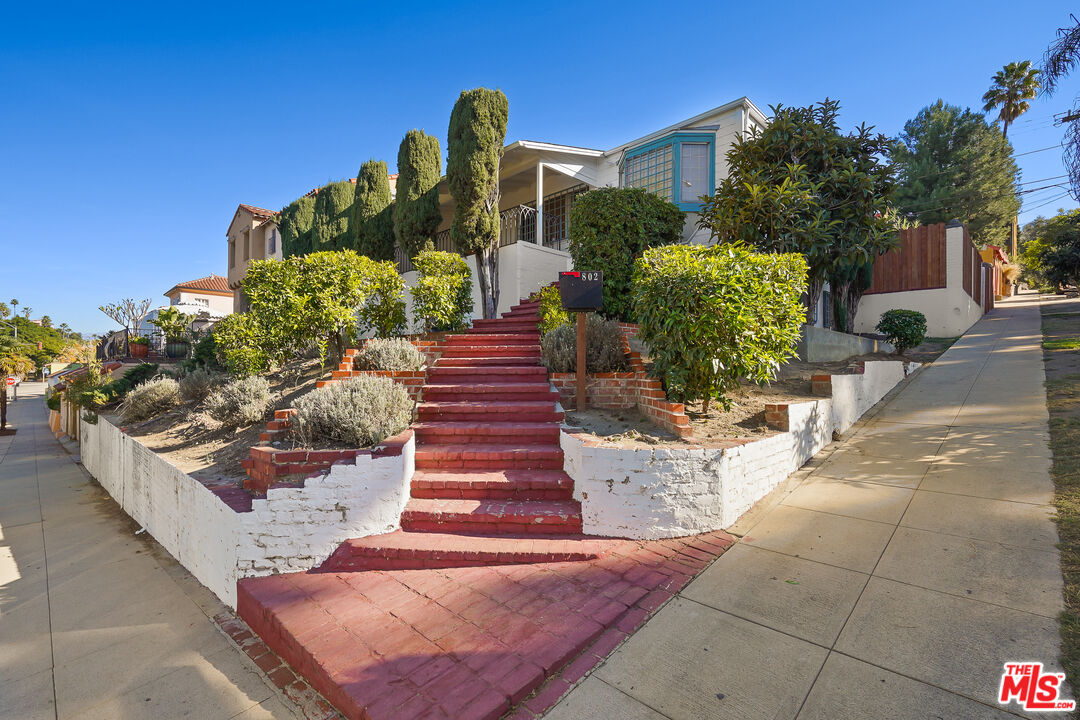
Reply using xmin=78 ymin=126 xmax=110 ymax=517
xmin=2 ymin=1 xmax=1078 ymax=334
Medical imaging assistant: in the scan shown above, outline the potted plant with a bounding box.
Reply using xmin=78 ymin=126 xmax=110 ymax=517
xmin=150 ymin=307 xmax=195 ymax=358
xmin=129 ymin=335 xmax=150 ymax=358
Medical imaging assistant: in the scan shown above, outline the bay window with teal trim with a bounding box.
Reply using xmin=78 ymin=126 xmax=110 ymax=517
xmin=620 ymin=132 xmax=715 ymax=211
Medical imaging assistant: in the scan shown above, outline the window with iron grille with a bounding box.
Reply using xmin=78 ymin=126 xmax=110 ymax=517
xmin=621 ymin=133 xmax=715 ymax=211
xmin=520 ymin=184 xmax=588 ymax=250
xmin=822 ymin=290 xmax=832 ymax=329
xmin=623 ymin=143 xmax=673 ymax=200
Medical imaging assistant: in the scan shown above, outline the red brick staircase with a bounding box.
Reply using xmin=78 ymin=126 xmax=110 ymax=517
xmin=320 ymin=294 xmax=600 ymax=572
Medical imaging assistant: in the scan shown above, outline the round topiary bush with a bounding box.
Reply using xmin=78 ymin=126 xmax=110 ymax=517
xmin=568 ymin=187 xmax=686 ymax=321
xmin=204 ymin=376 xmax=271 ymax=427
xmin=293 ymin=375 xmax=413 ymax=448
xmin=353 ymin=338 xmax=425 ymax=371
xmin=120 ymin=377 xmax=180 ymax=422
xmin=876 ymin=309 xmax=927 ymax=354
xmin=540 ymin=314 xmax=629 ymax=373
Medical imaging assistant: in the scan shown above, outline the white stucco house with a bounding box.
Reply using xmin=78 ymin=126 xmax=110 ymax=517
xmin=394 ymin=96 xmax=770 ymax=322
xmin=137 ymin=274 xmax=234 ymax=340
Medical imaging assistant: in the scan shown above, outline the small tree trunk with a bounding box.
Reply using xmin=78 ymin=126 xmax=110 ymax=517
xmin=804 ymin=276 xmax=825 ymax=326
xmin=474 ymin=246 xmax=500 ymax=319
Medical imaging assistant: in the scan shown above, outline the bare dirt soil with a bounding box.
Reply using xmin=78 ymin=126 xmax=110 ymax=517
xmin=107 ymin=360 xmax=329 ymax=482
xmin=564 ymin=337 xmax=956 ymax=448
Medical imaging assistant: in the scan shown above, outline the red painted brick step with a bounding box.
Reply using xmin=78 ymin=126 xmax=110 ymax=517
xmin=317 ymin=530 xmax=612 ymax=571
xmin=417 ymin=401 xmax=562 ymax=424
xmin=401 ymin=497 xmax=583 ymax=534
xmin=422 ymin=383 xmax=559 ymax=403
xmin=414 ymin=443 xmax=564 ymax=470
xmin=411 ymin=469 xmax=573 ymax=500
xmin=413 ymin=422 xmax=560 ymax=445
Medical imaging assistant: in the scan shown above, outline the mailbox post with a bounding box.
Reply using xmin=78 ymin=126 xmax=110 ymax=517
xmin=558 ymin=271 xmax=603 ymax=409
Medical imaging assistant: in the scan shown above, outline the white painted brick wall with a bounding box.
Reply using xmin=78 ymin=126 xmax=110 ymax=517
xmin=79 ymin=418 xmax=414 ymax=608
xmin=564 ymin=361 xmax=917 ymax=539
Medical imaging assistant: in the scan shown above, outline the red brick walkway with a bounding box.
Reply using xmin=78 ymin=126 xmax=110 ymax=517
xmin=238 ymin=530 xmax=735 ymax=720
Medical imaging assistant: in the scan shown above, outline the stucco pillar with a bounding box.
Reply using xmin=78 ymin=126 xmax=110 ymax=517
xmin=536 ymin=162 xmax=544 ymax=245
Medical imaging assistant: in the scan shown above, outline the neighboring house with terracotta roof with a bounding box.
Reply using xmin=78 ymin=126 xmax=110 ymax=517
xmin=164 ymin=274 xmax=234 ymax=317
xmin=226 ymin=203 xmax=282 ymax=311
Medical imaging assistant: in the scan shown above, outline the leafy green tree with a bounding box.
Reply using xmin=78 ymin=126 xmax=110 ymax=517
xmin=569 ymin=187 xmax=685 ymax=321
xmin=393 ymin=129 xmax=442 ymax=259
xmin=40 ymin=315 xmax=52 ymax=329
xmin=311 ymin=180 xmax=355 ymax=251
xmin=279 ymin=195 xmax=316 ymax=257
xmin=1019 ymin=208 xmax=1080 ymax=290
xmin=447 ymin=88 xmax=509 ymax=319
xmin=698 ymin=99 xmax=897 ymax=328
xmin=893 ymin=100 xmax=1021 ymax=249
xmin=982 ymin=61 xmax=1040 ymax=139
xmin=0 ymin=303 xmax=9 ymax=320
xmin=352 ymin=160 xmax=396 ymax=261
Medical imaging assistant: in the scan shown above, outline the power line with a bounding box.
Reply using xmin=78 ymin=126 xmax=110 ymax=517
xmin=1015 ymin=143 xmax=1064 ymax=157
xmin=1022 ymin=192 xmax=1073 ymax=213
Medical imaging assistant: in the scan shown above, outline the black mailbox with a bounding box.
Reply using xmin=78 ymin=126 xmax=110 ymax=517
xmin=559 ymin=271 xmax=603 ymax=311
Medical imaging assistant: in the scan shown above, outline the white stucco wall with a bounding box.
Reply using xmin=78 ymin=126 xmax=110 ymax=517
xmin=854 ymin=225 xmax=984 ymax=337
xmin=79 ymin=417 xmax=414 ymax=608
xmin=562 ymin=360 xmax=916 ymax=539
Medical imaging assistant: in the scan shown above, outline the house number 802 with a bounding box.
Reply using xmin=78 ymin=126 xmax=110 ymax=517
xmin=579 ymin=271 xmax=601 ymax=282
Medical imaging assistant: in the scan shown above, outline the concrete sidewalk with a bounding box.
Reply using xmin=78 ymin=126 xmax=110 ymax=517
xmin=547 ymin=295 xmax=1063 ymax=719
xmin=0 ymin=383 xmax=302 ymax=720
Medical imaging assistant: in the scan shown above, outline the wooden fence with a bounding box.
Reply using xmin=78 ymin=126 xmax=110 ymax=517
xmin=864 ymin=224 xmax=947 ymax=295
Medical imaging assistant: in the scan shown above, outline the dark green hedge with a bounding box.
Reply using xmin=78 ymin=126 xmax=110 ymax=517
xmin=279 ymin=195 xmax=316 ymax=258
xmin=311 ymin=180 xmax=355 ymax=251
xmin=568 ymin=187 xmax=685 ymax=321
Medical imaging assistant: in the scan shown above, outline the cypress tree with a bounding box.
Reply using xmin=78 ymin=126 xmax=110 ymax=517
xmin=393 ymin=129 xmax=442 ymax=259
xmin=447 ymin=88 xmax=509 ymax=319
xmin=311 ymin=180 xmax=355 ymax=251
xmin=279 ymin=195 xmax=316 ymax=258
xmin=352 ymin=160 xmax=396 ymax=261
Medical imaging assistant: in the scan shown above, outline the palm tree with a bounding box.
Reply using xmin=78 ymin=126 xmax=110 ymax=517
xmin=982 ymin=61 xmax=1041 ymax=139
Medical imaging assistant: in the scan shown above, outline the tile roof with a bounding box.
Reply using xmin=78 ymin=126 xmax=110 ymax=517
xmin=238 ymin=204 xmax=278 ymax=219
xmin=167 ymin=274 xmax=231 ymax=295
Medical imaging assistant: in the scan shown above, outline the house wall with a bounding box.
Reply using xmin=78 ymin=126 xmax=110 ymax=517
xmin=171 ymin=290 xmax=233 ymax=316
xmin=854 ymin=225 xmax=984 ymax=337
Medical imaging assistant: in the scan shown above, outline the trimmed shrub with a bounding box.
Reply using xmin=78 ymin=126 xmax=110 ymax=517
xmin=205 ymin=376 xmax=271 ymax=428
xmin=294 ymin=375 xmax=413 ymax=448
xmin=541 ymin=314 xmax=629 ymax=373
xmin=352 ymin=160 xmax=395 ymax=261
xmin=876 ymin=309 xmax=927 ymax=354
xmin=179 ymin=368 xmax=224 ymax=404
xmin=311 ymin=180 xmax=355 ymax=251
xmin=353 ymin=338 xmax=425 ymax=371
xmin=46 ymin=393 xmax=61 ymax=411
xmin=410 ymin=250 xmax=473 ymax=332
xmin=633 ymin=244 xmax=807 ymax=411
xmin=279 ymin=195 xmax=316 ymax=258
xmin=355 ymin=256 xmax=407 ymax=338
xmin=394 ymin=129 xmax=442 ymax=258
xmin=569 ymin=187 xmax=685 ymax=321
xmin=537 ymin=285 xmax=569 ymax=336
xmin=120 ymin=377 xmax=180 ymax=422
xmin=211 ymin=313 xmax=266 ymax=377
